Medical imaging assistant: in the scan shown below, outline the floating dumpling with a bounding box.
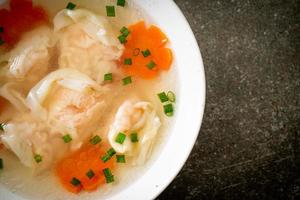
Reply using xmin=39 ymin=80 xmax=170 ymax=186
xmin=108 ymin=100 xmax=161 ymax=165
xmin=54 ymin=9 xmax=124 ymax=83
xmin=27 ymin=68 xmax=108 ymax=150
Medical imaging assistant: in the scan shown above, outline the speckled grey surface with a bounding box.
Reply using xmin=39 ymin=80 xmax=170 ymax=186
xmin=157 ymin=0 xmax=300 ymax=199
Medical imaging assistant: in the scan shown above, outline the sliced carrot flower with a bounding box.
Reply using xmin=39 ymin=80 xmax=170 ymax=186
xmin=120 ymin=21 xmax=173 ymax=79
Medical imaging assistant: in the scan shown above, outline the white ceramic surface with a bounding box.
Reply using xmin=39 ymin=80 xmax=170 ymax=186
xmin=0 ymin=0 xmax=206 ymax=199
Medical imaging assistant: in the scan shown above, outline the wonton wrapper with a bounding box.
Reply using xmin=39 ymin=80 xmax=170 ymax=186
xmin=27 ymin=68 xmax=107 ymax=150
xmin=54 ymin=9 xmax=124 ymax=83
xmin=108 ymin=100 xmax=161 ymax=165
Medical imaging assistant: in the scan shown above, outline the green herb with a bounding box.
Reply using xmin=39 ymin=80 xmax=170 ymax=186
xmin=0 ymin=123 xmax=4 ymax=131
xmin=118 ymin=35 xmax=127 ymax=44
xmin=0 ymin=158 xmax=3 ymax=169
xmin=70 ymin=177 xmax=81 ymax=186
xmin=130 ymin=133 xmax=138 ymax=143
xmin=90 ymin=135 xmax=102 ymax=145
xmin=120 ymin=26 xmax=130 ymax=37
xmin=66 ymin=2 xmax=76 ymax=10
xmin=142 ymin=49 xmax=151 ymax=57
xmin=116 ymin=155 xmax=126 ymax=163
xmin=115 ymin=132 xmax=126 ymax=144
xmin=117 ymin=0 xmax=126 ymax=7
xmin=34 ymin=154 xmax=42 ymax=163
xmin=122 ymin=76 xmax=132 ymax=85
xmin=124 ymin=58 xmax=132 ymax=65
xmin=101 ymin=154 xmax=111 ymax=163
xmin=106 ymin=6 xmax=115 ymax=17
xmin=86 ymin=169 xmax=95 ymax=179
xmin=103 ymin=168 xmax=114 ymax=183
xmin=167 ymin=91 xmax=176 ymax=102
xmin=147 ymin=60 xmax=156 ymax=70
xmin=0 ymin=27 xmax=4 ymax=33
xmin=107 ymin=148 xmax=116 ymax=157
xmin=62 ymin=134 xmax=72 ymax=143
xmin=164 ymin=103 xmax=174 ymax=117
xmin=157 ymin=92 xmax=169 ymax=103
xmin=104 ymin=73 xmax=113 ymax=81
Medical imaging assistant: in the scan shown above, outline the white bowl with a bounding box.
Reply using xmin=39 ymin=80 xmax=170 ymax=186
xmin=0 ymin=0 xmax=205 ymax=199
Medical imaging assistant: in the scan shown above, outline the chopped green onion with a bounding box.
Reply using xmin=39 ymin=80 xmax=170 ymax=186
xmin=101 ymin=154 xmax=111 ymax=163
xmin=116 ymin=155 xmax=126 ymax=163
xmin=122 ymin=76 xmax=132 ymax=85
xmin=90 ymin=135 xmax=102 ymax=145
xmin=124 ymin=58 xmax=132 ymax=65
xmin=115 ymin=132 xmax=126 ymax=144
xmin=167 ymin=91 xmax=176 ymax=102
xmin=70 ymin=177 xmax=81 ymax=186
xmin=107 ymin=148 xmax=116 ymax=157
xmin=0 ymin=123 xmax=4 ymax=131
xmin=142 ymin=49 xmax=151 ymax=57
xmin=101 ymin=148 xmax=116 ymax=163
xmin=103 ymin=168 xmax=114 ymax=183
xmin=120 ymin=26 xmax=130 ymax=37
xmin=117 ymin=0 xmax=126 ymax=7
xmin=118 ymin=35 xmax=127 ymax=44
xmin=104 ymin=73 xmax=113 ymax=81
xmin=147 ymin=60 xmax=156 ymax=70
xmin=133 ymin=48 xmax=140 ymax=56
xmin=0 ymin=38 xmax=4 ymax=46
xmin=66 ymin=2 xmax=76 ymax=10
xmin=157 ymin=92 xmax=169 ymax=103
xmin=130 ymin=133 xmax=138 ymax=143
xmin=86 ymin=169 xmax=95 ymax=179
xmin=62 ymin=134 xmax=72 ymax=143
xmin=34 ymin=154 xmax=42 ymax=163
xmin=164 ymin=103 xmax=174 ymax=117
xmin=0 ymin=158 xmax=3 ymax=169
xmin=106 ymin=6 xmax=115 ymax=17
xmin=0 ymin=27 xmax=4 ymax=33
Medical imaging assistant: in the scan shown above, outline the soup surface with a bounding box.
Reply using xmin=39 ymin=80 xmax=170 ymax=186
xmin=0 ymin=0 xmax=177 ymax=199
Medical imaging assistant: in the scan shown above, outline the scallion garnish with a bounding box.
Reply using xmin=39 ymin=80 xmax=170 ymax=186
xmin=130 ymin=133 xmax=138 ymax=143
xmin=117 ymin=0 xmax=126 ymax=7
xmin=164 ymin=103 xmax=174 ymax=117
xmin=0 ymin=123 xmax=4 ymax=131
xmin=104 ymin=73 xmax=113 ymax=81
xmin=122 ymin=76 xmax=132 ymax=85
xmin=167 ymin=91 xmax=176 ymax=102
xmin=103 ymin=168 xmax=114 ymax=183
xmin=116 ymin=155 xmax=126 ymax=163
xmin=62 ymin=134 xmax=72 ymax=143
xmin=120 ymin=26 xmax=130 ymax=37
xmin=0 ymin=27 xmax=4 ymax=33
xmin=115 ymin=132 xmax=126 ymax=144
xmin=101 ymin=148 xmax=116 ymax=163
xmin=147 ymin=60 xmax=156 ymax=70
xmin=124 ymin=58 xmax=132 ymax=65
xmin=0 ymin=158 xmax=3 ymax=169
xmin=107 ymin=148 xmax=116 ymax=157
xmin=90 ymin=135 xmax=102 ymax=145
xmin=157 ymin=92 xmax=169 ymax=103
xmin=0 ymin=38 xmax=4 ymax=46
xmin=86 ymin=169 xmax=95 ymax=179
xmin=142 ymin=49 xmax=151 ymax=57
xmin=106 ymin=6 xmax=115 ymax=17
xmin=66 ymin=2 xmax=76 ymax=10
xmin=70 ymin=177 xmax=81 ymax=186
xmin=34 ymin=154 xmax=42 ymax=163
xmin=118 ymin=35 xmax=127 ymax=44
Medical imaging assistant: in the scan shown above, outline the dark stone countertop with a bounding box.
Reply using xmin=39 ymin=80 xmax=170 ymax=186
xmin=157 ymin=0 xmax=299 ymax=199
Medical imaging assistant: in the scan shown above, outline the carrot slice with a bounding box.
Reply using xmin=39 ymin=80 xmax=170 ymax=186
xmin=120 ymin=21 xmax=173 ymax=79
xmin=56 ymin=144 xmax=114 ymax=194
